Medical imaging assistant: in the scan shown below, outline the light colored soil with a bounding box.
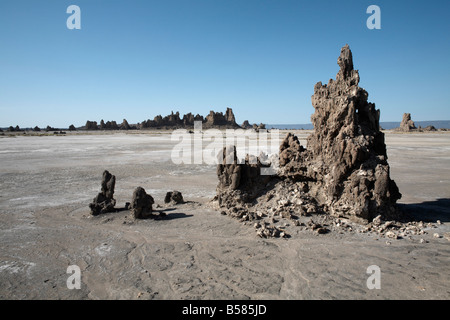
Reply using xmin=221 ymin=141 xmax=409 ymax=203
xmin=0 ymin=131 xmax=449 ymax=299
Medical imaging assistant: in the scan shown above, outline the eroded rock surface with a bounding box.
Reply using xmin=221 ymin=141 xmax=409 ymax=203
xmin=398 ymin=113 xmax=416 ymax=132
xmin=89 ymin=170 xmax=116 ymax=215
xmin=131 ymin=187 xmax=155 ymax=219
xmin=214 ymin=45 xmax=403 ymax=237
xmin=279 ymin=44 xmax=401 ymax=222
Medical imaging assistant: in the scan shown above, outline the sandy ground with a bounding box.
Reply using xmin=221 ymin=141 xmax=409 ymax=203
xmin=0 ymin=130 xmax=449 ymax=300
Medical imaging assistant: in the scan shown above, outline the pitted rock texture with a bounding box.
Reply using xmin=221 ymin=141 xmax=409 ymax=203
xmin=131 ymin=187 xmax=155 ymax=219
xmin=279 ymin=44 xmax=401 ymax=222
xmin=214 ymin=45 xmax=402 ymax=234
xmin=89 ymin=170 xmax=116 ymax=215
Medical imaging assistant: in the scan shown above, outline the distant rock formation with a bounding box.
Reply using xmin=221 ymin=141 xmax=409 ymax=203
xmin=139 ymin=108 xmax=240 ymax=129
xmin=241 ymin=120 xmax=266 ymax=131
xmin=46 ymin=125 xmax=58 ymax=132
xmin=85 ymin=121 xmax=98 ymax=130
xmin=130 ymin=187 xmax=155 ymax=219
xmin=204 ymin=108 xmax=240 ymax=128
xmin=241 ymin=120 xmax=251 ymax=129
xmin=33 ymin=126 xmax=41 ymax=132
xmin=120 ymin=119 xmax=131 ymax=130
xmin=68 ymin=124 xmax=76 ymax=131
xmin=214 ymin=45 xmax=402 ymax=229
xmin=397 ymin=113 xmax=416 ymax=132
xmin=89 ymin=170 xmax=116 ymax=215
xmin=423 ymin=125 xmax=437 ymax=132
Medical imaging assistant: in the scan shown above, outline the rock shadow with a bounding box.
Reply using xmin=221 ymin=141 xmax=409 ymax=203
xmin=153 ymin=210 xmax=193 ymax=220
xmin=398 ymin=198 xmax=450 ymax=223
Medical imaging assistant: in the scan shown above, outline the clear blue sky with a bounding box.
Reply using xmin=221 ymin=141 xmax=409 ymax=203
xmin=1 ymin=0 xmax=449 ymax=127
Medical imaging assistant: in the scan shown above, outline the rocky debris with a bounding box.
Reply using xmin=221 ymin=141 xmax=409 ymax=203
xmin=256 ymin=224 xmax=287 ymax=239
xmin=130 ymin=187 xmax=155 ymax=219
xmin=164 ymin=191 xmax=184 ymax=204
xmin=397 ymin=113 xmax=416 ymax=132
xmin=213 ymin=44 xmax=404 ymax=238
xmin=89 ymin=170 xmax=116 ymax=215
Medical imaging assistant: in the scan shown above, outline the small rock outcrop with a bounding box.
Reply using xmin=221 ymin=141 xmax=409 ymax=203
xmin=422 ymin=125 xmax=437 ymax=132
xmin=68 ymin=124 xmax=76 ymax=131
xmin=164 ymin=191 xmax=184 ymax=204
xmin=89 ymin=170 xmax=116 ymax=215
xmin=215 ymin=146 xmax=272 ymax=208
xmin=398 ymin=113 xmax=416 ymax=132
xmin=130 ymin=187 xmax=155 ymax=219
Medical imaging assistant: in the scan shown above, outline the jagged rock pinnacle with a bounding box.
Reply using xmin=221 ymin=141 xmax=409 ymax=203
xmin=338 ymin=44 xmax=354 ymax=76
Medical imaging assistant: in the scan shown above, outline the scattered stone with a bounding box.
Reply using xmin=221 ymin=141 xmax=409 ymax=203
xmin=316 ymin=227 xmax=329 ymax=235
xmin=385 ymin=231 xmax=398 ymax=239
xmin=89 ymin=170 xmax=116 ymax=215
xmin=433 ymin=233 xmax=441 ymax=238
xmin=130 ymin=187 xmax=155 ymax=219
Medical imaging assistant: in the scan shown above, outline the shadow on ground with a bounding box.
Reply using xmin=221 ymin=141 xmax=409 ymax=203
xmin=398 ymin=198 xmax=450 ymax=223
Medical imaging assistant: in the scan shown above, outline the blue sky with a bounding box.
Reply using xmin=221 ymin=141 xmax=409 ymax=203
xmin=1 ymin=0 xmax=449 ymax=127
